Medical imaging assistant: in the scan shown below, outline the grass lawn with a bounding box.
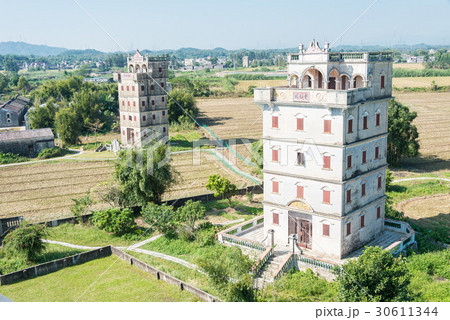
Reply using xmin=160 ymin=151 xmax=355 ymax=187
xmin=169 ymin=129 xmax=206 ymax=152
xmin=202 ymin=197 xmax=263 ymax=224
xmin=0 ymin=256 xmax=200 ymax=302
xmin=388 ymin=179 xmax=450 ymax=204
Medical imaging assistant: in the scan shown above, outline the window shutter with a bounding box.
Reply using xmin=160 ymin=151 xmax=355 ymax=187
xmin=273 ymin=212 xmax=279 ymax=225
xmin=361 ymin=215 xmax=365 ymax=228
xmin=324 ymin=119 xmax=331 ymax=133
xmin=142 ymin=101 xmax=145 ymax=107
xmin=346 ymin=222 xmax=351 ymax=236
xmin=152 ymin=114 xmax=156 ymax=120
xmin=297 ymin=118 xmax=304 ymax=131
xmin=323 ymin=155 xmax=331 ymax=169
xmin=347 ymin=189 xmax=351 ymax=203
xmin=378 ymin=176 xmax=382 ymax=189
xmin=363 ymin=116 xmax=368 ymax=129
xmin=362 ymin=183 xmax=366 ymax=196
xmin=134 ymin=116 xmax=136 ymax=121
xmin=323 ymin=224 xmax=330 ymax=237
xmin=297 ymin=185 xmax=304 ymax=199
xmin=141 ymin=85 xmax=144 ymax=91
xmin=375 ymin=147 xmax=379 ymax=159
xmin=297 ymin=152 xmax=304 ymax=166
xmin=127 ymin=86 xmax=129 ymax=91
xmin=323 ymin=190 xmax=330 ymax=203
xmin=362 ymin=151 xmax=367 ymax=164
xmin=348 ymin=119 xmax=353 ymax=133
xmin=377 ymin=207 xmax=381 ymax=219
xmin=133 ymin=101 xmax=136 ymax=106
xmin=272 ymin=116 xmax=278 ymax=128
xmin=376 ymin=113 xmax=380 ymax=126
xmin=122 ymin=101 xmax=124 ymax=106
xmin=150 ymin=85 xmax=154 ymax=90
xmin=152 ymin=100 xmax=155 ymax=105
xmin=122 ymin=115 xmax=125 ymax=120
xmin=132 ymin=86 xmax=135 ymax=91
xmin=272 ymin=181 xmax=279 ymax=193
xmin=347 ymin=155 xmax=352 ymax=169
xmin=381 ymin=76 xmax=385 ymax=89
xmin=272 ymin=149 xmax=279 ymax=162
xmin=143 ymin=116 xmax=146 ymax=121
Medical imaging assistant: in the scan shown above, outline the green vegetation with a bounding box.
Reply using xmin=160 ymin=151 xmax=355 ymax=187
xmin=167 ymin=89 xmax=198 ymax=124
xmin=2 ymin=223 xmax=48 ymax=261
xmin=175 ymin=200 xmax=206 ymax=231
xmin=0 ymin=256 xmax=200 ymax=302
xmin=388 ymin=99 xmax=420 ymax=165
xmin=37 ymin=147 xmax=72 ymax=159
xmin=141 ymin=203 xmax=177 ymax=235
xmin=387 ymin=180 xmax=450 ymax=204
xmin=206 ymin=174 xmax=238 ymax=206
xmin=393 ymin=68 xmax=450 ymax=77
xmin=335 ymin=247 xmax=414 ymax=302
xmin=91 ymin=208 xmax=138 ymax=236
xmin=0 ymin=152 xmax=29 ymax=164
xmin=169 ymin=129 xmax=204 ymax=152
xmin=258 ymin=269 xmax=338 ymax=302
xmin=113 ymin=144 xmax=175 ymax=207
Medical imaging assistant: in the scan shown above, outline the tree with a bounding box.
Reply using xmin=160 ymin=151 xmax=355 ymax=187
xmin=167 ymin=89 xmax=198 ymax=124
xmin=141 ymin=203 xmax=177 ymax=235
xmin=28 ymin=101 xmax=57 ymax=130
xmin=17 ymin=76 xmax=30 ymax=93
xmin=0 ymin=73 xmax=8 ymax=93
xmin=3 ymin=56 xmax=19 ymax=73
xmin=176 ymin=200 xmax=206 ymax=231
xmin=206 ymin=174 xmax=238 ymax=206
xmin=91 ymin=208 xmax=136 ymax=236
xmin=387 ymin=99 xmax=420 ymax=165
xmin=2 ymin=223 xmax=48 ymax=262
xmin=114 ymin=144 xmax=175 ymax=207
xmin=55 ymin=107 xmax=82 ymax=146
xmin=334 ymin=246 xmax=413 ymax=302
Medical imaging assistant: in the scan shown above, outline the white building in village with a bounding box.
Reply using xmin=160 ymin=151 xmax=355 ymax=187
xmin=254 ymin=40 xmax=393 ymax=259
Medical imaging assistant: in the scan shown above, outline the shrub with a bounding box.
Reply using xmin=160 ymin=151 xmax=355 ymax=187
xmin=37 ymin=147 xmax=71 ymax=159
xmin=0 ymin=152 xmax=28 ymax=164
xmin=91 ymin=208 xmax=136 ymax=236
xmin=2 ymin=223 xmax=48 ymax=262
xmin=141 ymin=203 xmax=177 ymax=235
xmin=176 ymin=200 xmax=206 ymax=231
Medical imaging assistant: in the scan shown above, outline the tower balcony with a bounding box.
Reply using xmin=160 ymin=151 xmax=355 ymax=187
xmin=254 ymin=86 xmax=387 ymax=107
xmin=287 ymin=51 xmax=393 ymax=64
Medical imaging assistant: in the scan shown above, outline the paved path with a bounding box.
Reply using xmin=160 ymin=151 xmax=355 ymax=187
xmin=0 ymin=148 xmax=83 ymax=168
xmin=393 ymin=177 xmax=450 ymax=183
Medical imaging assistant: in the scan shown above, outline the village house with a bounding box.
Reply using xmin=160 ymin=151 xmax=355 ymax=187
xmin=0 ymin=128 xmax=55 ymax=157
xmin=0 ymin=96 xmax=30 ymax=128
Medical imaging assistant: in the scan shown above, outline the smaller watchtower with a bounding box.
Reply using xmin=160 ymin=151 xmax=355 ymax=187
xmin=114 ymin=50 xmax=170 ymax=148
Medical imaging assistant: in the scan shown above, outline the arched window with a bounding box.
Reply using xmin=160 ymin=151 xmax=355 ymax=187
xmin=353 ymin=75 xmax=364 ymax=88
xmin=290 ymin=74 xmax=299 ymax=88
xmin=340 ymin=75 xmax=350 ymax=90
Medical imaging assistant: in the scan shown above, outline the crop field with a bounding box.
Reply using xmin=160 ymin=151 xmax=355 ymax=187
xmin=393 ymin=63 xmax=425 ymax=70
xmin=393 ymin=76 xmax=450 ymax=88
xmin=394 ymin=92 xmax=450 ymax=172
xmin=197 ymin=97 xmax=262 ymax=141
xmin=234 ymin=79 xmax=286 ymax=92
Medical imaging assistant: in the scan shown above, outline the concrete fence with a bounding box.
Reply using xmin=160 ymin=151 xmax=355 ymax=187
xmin=110 ymin=247 xmax=220 ymax=302
xmin=0 ymin=246 xmax=112 ymax=285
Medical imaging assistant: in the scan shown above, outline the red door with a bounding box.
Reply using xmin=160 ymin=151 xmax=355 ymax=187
xmin=298 ymin=219 xmax=312 ymax=249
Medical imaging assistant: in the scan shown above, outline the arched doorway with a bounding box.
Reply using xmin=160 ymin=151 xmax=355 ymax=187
xmin=341 ymin=75 xmax=350 ymax=90
xmin=129 ymin=65 xmax=134 ymax=72
xmin=353 ymin=75 xmax=364 ymax=88
xmin=328 ymin=69 xmax=339 ymax=90
xmin=290 ymin=74 xmax=299 ymax=88
xmin=135 ymin=64 xmax=140 ymax=73
xmin=301 ymin=68 xmax=324 ymax=89
xmin=142 ymin=64 xmax=147 ymax=73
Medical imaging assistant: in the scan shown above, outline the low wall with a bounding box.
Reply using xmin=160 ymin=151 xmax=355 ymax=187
xmin=0 ymin=246 xmax=112 ymax=285
xmin=110 ymin=247 xmax=220 ymax=302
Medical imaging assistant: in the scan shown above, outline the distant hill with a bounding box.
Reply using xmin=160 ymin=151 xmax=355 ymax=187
xmin=0 ymin=41 xmax=67 ymax=56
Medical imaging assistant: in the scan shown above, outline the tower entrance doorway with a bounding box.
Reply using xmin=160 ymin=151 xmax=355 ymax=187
xmin=127 ymin=128 xmax=135 ymax=145
xmin=288 ymin=211 xmax=312 ymax=249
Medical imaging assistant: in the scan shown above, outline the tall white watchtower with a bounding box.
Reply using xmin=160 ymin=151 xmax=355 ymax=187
xmin=254 ymin=41 xmax=393 ymax=259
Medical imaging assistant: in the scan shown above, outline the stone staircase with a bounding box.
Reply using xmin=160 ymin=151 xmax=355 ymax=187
xmin=254 ymin=250 xmax=290 ymax=289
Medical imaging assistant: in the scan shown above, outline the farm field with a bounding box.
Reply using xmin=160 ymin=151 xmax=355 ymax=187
xmin=393 ymin=63 xmax=425 ymax=70
xmin=197 ymin=97 xmax=262 ymax=141
xmin=394 ymin=92 xmax=450 ymax=173
xmin=234 ymin=79 xmax=286 ymax=92
xmin=393 ymin=76 xmax=450 ymax=88
xmin=0 ymin=256 xmax=200 ymax=302
xmin=0 ymin=150 xmax=254 ymax=222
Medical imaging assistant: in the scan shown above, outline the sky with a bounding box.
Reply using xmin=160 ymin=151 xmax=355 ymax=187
xmin=0 ymin=0 xmax=449 ymax=52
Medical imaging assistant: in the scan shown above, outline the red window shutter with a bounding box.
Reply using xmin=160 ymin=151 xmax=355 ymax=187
xmin=136 ymin=132 xmax=139 ymax=137
xmin=348 ymin=119 xmax=353 ymax=133
xmin=297 ymin=185 xmax=304 ymax=199
xmin=378 ymin=176 xmax=382 ymax=189
xmin=121 ymin=86 xmax=124 ymax=91
xmin=377 ymin=207 xmax=381 ymax=219
xmin=323 ymin=224 xmax=330 ymax=237
xmin=347 ymin=189 xmax=351 ymax=203
xmin=363 ymin=116 xmax=368 ymax=129
xmin=362 ymin=183 xmax=366 ymax=196
xmin=361 ymin=215 xmax=365 ymax=228
xmin=122 ymin=115 xmax=125 ymax=120
xmin=152 ymin=100 xmax=155 ymax=105
xmin=272 ymin=149 xmax=279 ymax=162
xmin=132 ymin=86 xmax=135 ymax=91
xmin=324 ymin=119 xmax=331 ymax=133
xmin=297 ymin=118 xmax=304 ymax=131
xmin=323 ymin=155 xmax=331 ymax=169
xmin=381 ymin=76 xmax=385 ymax=89
xmin=376 ymin=113 xmax=380 ymax=126
xmin=323 ymin=190 xmax=330 ymax=204
xmin=272 ymin=116 xmax=278 ymax=128
xmin=127 ymin=86 xmax=129 ymax=91
xmin=133 ymin=101 xmax=136 ymax=106
xmin=122 ymin=129 xmax=125 ymax=135
xmin=272 ymin=181 xmax=279 ymax=193
xmin=142 ymin=101 xmax=145 ymax=107
xmin=134 ymin=116 xmax=136 ymax=121
xmin=346 ymin=222 xmax=351 ymax=236
xmin=122 ymin=101 xmax=124 ymax=106
xmin=362 ymin=151 xmax=367 ymax=164
xmin=127 ymin=101 xmax=130 ymax=106
xmin=375 ymin=147 xmax=379 ymax=159
xmin=273 ymin=212 xmax=279 ymax=225
xmin=347 ymin=155 xmax=352 ymax=169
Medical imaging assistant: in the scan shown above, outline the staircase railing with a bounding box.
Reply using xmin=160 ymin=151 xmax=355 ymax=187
xmin=273 ymin=253 xmax=295 ymax=280
xmin=296 ymin=254 xmax=336 ymax=271
xmin=251 ymin=247 xmax=273 ymax=276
